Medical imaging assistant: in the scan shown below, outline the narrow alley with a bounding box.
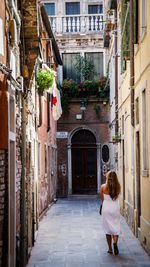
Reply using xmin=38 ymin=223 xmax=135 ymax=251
xmin=27 ymin=197 xmax=150 ymax=267
xmin=1 ymin=0 xmax=150 ymax=266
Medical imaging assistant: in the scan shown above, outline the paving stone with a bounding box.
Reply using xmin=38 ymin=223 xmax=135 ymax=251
xmin=26 ymin=197 xmax=150 ymax=267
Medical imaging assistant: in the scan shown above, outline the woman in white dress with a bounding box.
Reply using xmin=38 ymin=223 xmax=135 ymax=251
xmin=100 ymin=170 xmax=121 ymax=255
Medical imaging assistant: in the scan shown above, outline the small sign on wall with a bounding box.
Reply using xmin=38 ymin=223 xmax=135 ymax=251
xmin=57 ymin=131 xmax=68 ymax=139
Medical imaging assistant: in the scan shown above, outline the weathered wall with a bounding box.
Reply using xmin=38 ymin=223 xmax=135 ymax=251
xmin=0 ymin=150 xmax=8 ymax=267
xmin=57 ymin=99 xmax=110 ymax=197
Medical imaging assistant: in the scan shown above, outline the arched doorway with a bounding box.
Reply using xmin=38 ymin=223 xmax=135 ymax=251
xmin=71 ymin=129 xmax=97 ymax=194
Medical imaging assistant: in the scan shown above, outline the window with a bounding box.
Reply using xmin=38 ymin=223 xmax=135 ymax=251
xmin=85 ymin=52 xmax=103 ymax=80
xmin=134 ymin=0 xmax=139 ymax=44
xmin=135 ymin=97 xmax=139 ymax=125
xmin=0 ymin=17 xmax=4 ymax=55
xmin=121 ymin=1 xmax=130 ymax=73
xmin=45 ymin=3 xmax=55 ymax=16
xmin=63 ymin=53 xmax=104 ymax=81
xmin=88 ymin=4 xmax=103 ymax=14
xmin=38 ymin=142 xmax=41 ymax=175
xmin=142 ymin=89 xmax=148 ymax=173
xmin=102 ymin=145 xmax=109 ymax=163
xmin=63 ymin=53 xmax=80 ymax=81
xmin=45 ymin=144 xmax=47 ymax=174
xmin=122 ymin=115 xmax=124 ymax=135
xmin=66 ymin=2 xmax=80 ymax=15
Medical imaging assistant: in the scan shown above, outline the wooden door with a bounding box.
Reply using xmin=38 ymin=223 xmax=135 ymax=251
xmin=72 ymin=147 xmax=97 ymax=194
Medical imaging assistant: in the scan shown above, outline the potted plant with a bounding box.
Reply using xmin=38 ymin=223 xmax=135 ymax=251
xmin=62 ymin=79 xmax=79 ymax=98
xmin=36 ymin=69 xmax=54 ymax=94
xmin=112 ymin=134 xmax=121 ymax=143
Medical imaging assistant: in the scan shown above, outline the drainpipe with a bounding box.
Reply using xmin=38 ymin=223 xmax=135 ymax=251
xmin=20 ymin=97 xmax=27 ymax=267
xmin=130 ymin=0 xmax=135 ymax=232
xmin=130 ymin=0 xmax=134 ymax=126
xmin=114 ymin=8 xmax=118 ymax=135
xmin=20 ymin=0 xmax=27 ymax=265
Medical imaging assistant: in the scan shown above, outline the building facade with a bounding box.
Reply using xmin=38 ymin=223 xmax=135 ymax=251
xmin=106 ymin=0 xmax=150 ymax=255
xmin=0 ymin=1 xmax=22 ymax=266
xmin=41 ymin=0 xmax=111 ymax=196
xmin=0 ymin=1 xmax=62 ymax=266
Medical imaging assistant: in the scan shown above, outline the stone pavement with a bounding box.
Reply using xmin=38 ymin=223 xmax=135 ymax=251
xmin=26 ymin=196 xmax=150 ymax=267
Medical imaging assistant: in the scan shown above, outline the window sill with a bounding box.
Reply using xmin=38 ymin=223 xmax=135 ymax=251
xmin=142 ymin=170 xmax=149 ymax=177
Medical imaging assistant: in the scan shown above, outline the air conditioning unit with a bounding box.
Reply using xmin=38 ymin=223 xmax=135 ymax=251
xmin=16 ymin=76 xmax=24 ymax=92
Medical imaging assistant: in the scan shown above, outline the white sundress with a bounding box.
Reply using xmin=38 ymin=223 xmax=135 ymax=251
xmin=102 ymin=194 xmax=121 ymax=235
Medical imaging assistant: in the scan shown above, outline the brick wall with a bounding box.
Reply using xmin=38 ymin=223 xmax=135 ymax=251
xmin=0 ymin=150 xmax=8 ymax=267
xmin=57 ymin=99 xmax=110 ymax=196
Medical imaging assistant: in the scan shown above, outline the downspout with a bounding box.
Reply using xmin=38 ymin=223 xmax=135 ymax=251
xmin=114 ymin=7 xmax=118 ymax=135
xmin=20 ymin=1 xmax=27 ymax=266
xmin=20 ymin=97 xmax=27 ymax=267
xmin=130 ymin=0 xmax=135 ymax=232
xmin=130 ymin=0 xmax=134 ymax=126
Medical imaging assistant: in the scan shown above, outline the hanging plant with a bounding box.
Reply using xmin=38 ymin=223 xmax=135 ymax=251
xmin=36 ymin=69 xmax=54 ymax=93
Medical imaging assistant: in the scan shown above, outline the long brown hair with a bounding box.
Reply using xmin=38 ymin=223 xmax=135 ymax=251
xmin=106 ymin=170 xmax=121 ymax=200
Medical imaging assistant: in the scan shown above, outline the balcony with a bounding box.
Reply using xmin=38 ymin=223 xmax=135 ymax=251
xmin=49 ymin=14 xmax=103 ymax=35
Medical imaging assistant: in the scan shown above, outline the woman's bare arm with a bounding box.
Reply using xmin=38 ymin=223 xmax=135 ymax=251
xmin=100 ymin=184 xmax=104 ymax=202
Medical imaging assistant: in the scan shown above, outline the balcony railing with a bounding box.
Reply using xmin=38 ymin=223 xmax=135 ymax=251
xmin=49 ymin=14 xmax=103 ymax=35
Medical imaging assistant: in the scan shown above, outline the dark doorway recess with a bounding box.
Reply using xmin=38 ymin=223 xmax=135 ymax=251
xmin=72 ymin=130 xmax=97 ymax=194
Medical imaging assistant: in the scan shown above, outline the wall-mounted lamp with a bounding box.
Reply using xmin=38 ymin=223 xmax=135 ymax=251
xmin=80 ymin=99 xmax=87 ymax=111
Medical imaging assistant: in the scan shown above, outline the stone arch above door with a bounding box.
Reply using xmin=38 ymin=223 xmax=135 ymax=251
xmin=68 ymin=126 xmax=99 ymax=146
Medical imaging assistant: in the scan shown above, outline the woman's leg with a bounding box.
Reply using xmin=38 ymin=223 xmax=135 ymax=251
xmin=112 ymin=235 xmax=119 ymax=255
xmin=106 ymin=234 xmax=112 ymax=252
xmin=112 ymin=235 xmax=119 ymax=244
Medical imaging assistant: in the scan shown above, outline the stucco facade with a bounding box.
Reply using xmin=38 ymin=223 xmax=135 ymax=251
xmin=107 ymin=0 xmax=150 ymax=255
xmin=133 ymin=0 xmax=150 ymax=254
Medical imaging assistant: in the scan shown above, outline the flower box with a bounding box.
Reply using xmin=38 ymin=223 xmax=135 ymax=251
xmin=112 ymin=135 xmax=121 ymax=143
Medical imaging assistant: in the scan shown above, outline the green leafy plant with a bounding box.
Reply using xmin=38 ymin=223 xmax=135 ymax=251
xmin=74 ymin=55 xmax=94 ymax=80
xmin=36 ymin=69 xmax=54 ymax=92
xmin=62 ymin=79 xmax=79 ymax=97
xmin=60 ymin=77 xmax=109 ymax=115
xmin=112 ymin=134 xmax=121 ymax=143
